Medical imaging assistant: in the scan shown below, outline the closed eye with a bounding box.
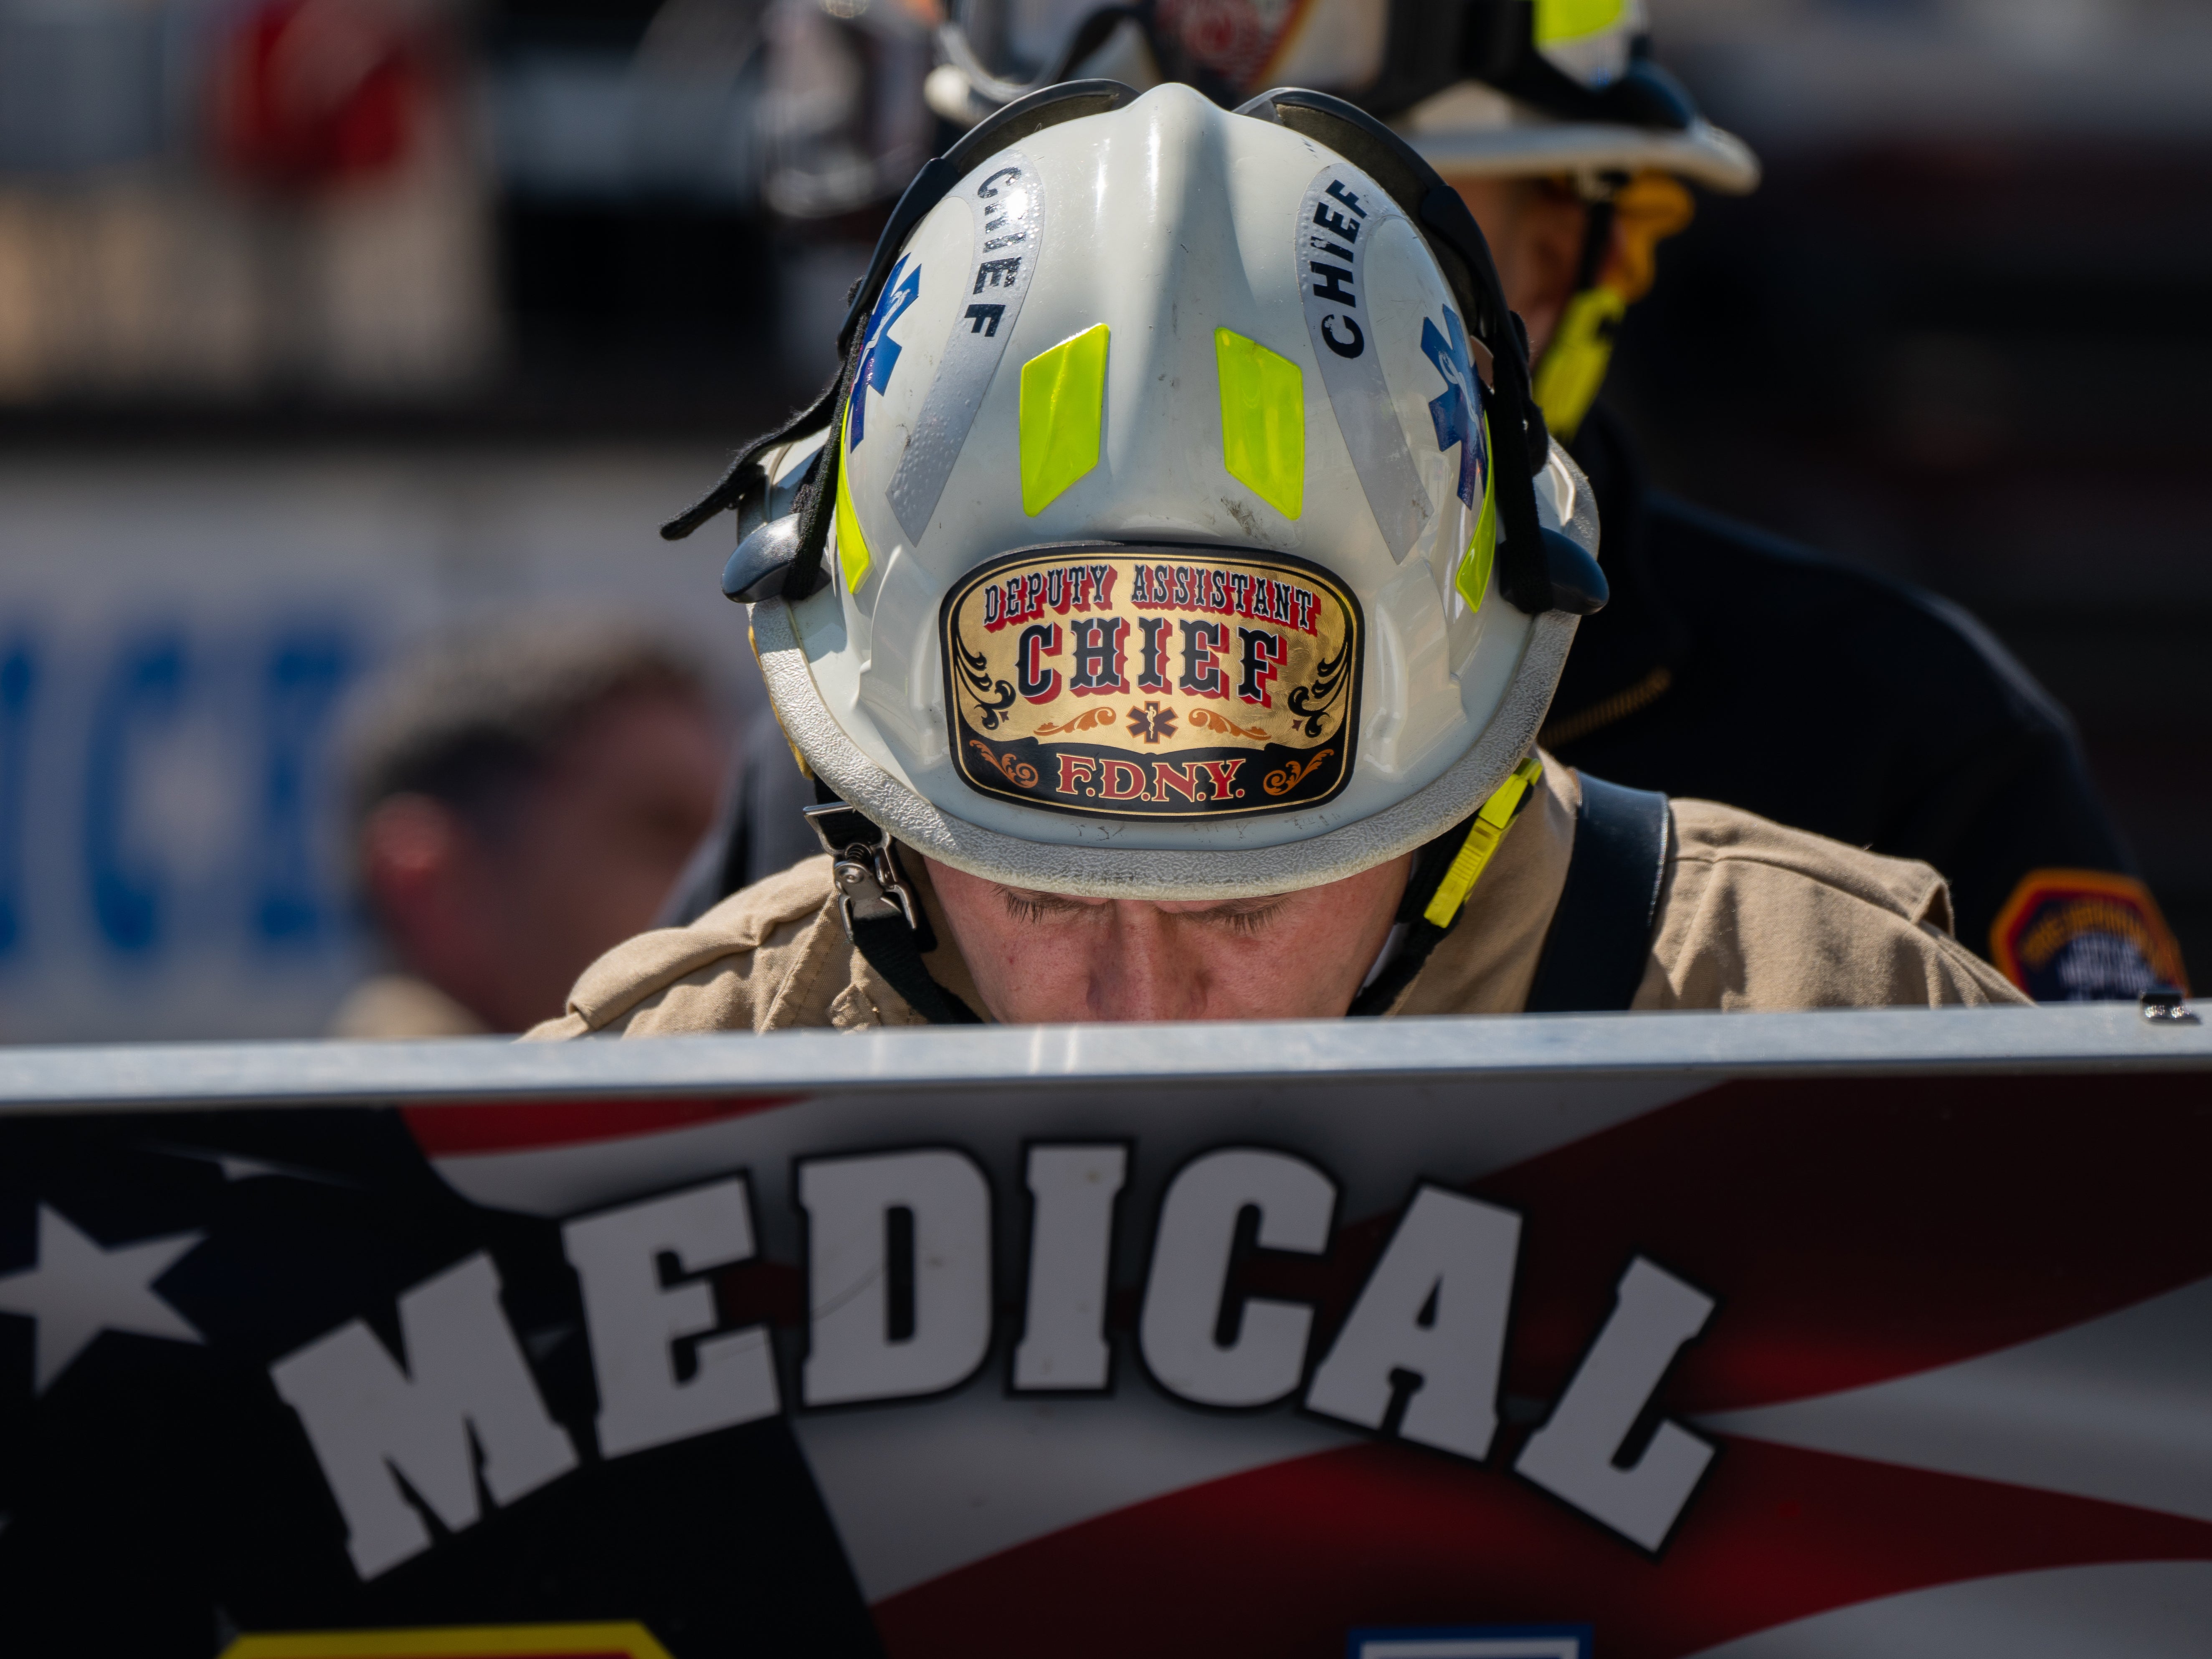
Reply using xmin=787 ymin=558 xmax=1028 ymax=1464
xmin=1001 ymin=890 xmax=1104 ymax=926
xmin=996 ymin=888 xmax=1286 ymax=935
xmin=1194 ymin=899 xmax=1286 ymax=937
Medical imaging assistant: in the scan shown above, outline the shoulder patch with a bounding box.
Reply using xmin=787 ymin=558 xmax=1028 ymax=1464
xmin=1990 ymin=868 xmax=2188 ymax=1002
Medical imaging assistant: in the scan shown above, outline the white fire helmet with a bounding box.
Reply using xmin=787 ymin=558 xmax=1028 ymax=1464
xmin=926 ymin=0 xmax=1758 ymax=193
xmin=1391 ymin=2 xmax=1758 ymax=194
xmin=922 ymin=5 xmax=1755 ymax=444
xmin=673 ymin=81 xmax=1605 ymax=901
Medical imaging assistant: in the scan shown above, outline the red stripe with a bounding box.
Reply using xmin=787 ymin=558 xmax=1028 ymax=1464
xmin=872 ymin=1436 xmax=2212 ymax=1659
xmin=1462 ymin=1072 xmax=2212 ymax=1411
xmin=401 ymin=1094 xmax=801 ymax=1156
xmin=1222 ymin=1073 xmax=2212 ymax=1419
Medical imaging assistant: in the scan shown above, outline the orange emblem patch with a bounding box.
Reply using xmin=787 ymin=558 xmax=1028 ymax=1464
xmin=1989 ymin=868 xmax=2188 ymax=1002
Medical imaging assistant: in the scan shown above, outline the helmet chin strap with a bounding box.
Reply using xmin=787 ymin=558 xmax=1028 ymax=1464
xmin=1530 ymin=283 xmax=1624 ymax=442
xmin=1347 ymin=756 xmax=1543 ymax=1016
xmin=1530 ymin=170 xmax=1694 ymax=441
xmin=805 ymin=800 xmax=985 ymax=1025
xmin=1529 ymin=191 xmax=1618 ymax=441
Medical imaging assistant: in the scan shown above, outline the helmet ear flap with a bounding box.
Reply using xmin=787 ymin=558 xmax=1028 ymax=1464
xmin=768 ymin=344 xmax=861 ymax=602
xmin=659 ymin=365 xmax=843 ymax=545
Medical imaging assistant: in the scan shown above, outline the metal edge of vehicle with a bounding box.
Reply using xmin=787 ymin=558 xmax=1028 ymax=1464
xmin=0 ymin=1002 xmax=2204 ymax=1113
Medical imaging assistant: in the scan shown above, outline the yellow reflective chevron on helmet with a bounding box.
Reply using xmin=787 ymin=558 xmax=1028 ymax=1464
xmin=1019 ymin=323 xmax=1109 ymax=515
xmin=1535 ymin=0 xmax=1628 ymax=47
xmin=1214 ymin=327 xmax=1304 ymax=520
xmin=835 ymin=403 xmax=872 ymax=592
xmin=1454 ymin=410 xmax=1497 ymax=613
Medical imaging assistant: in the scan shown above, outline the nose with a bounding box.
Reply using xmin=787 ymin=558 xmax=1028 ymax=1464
xmin=1087 ymin=903 xmax=1209 ymax=1021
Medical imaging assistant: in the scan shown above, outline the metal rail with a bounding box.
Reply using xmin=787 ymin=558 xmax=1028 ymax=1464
xmin=0 ymin=1001 xmax=2204 ymax=1113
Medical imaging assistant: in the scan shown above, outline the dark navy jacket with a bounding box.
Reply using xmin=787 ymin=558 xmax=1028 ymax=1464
xmin=1550 ymin=407 xmax=2174 ymax=999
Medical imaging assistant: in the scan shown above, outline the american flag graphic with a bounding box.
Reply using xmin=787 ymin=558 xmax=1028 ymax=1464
xmin=2 ymin=1025 xmax=2207 ymax=1657
xmin=402 ymin=1065 xmax=2212 ymax=1658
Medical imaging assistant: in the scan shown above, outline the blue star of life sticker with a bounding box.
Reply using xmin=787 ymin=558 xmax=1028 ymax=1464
xmin=849 ymin=255 xmax=920 ymax=449
xmin=1420 ymin=305 xmax=1488 ymax=510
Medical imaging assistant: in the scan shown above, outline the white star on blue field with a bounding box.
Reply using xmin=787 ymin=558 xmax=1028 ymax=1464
xmin=0 ymin=1204 xmax=204 ymax=1393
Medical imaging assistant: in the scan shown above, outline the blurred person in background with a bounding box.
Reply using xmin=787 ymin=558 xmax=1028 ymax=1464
xmin=331 ymin=620 xmax=725 ymax=1036
xmin=660 ymin=703 xmax=827 ymax=924
xmin=901 ymin=0 xmax=2187 ymax=1002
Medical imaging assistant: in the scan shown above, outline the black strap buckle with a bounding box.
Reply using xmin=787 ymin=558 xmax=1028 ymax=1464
xmin=803 ymin=802 xmax=920 ymax=938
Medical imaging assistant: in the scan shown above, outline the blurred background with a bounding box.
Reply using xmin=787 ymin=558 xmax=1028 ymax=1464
xmin=0 ymin=0 xmax=2202 ymax=1039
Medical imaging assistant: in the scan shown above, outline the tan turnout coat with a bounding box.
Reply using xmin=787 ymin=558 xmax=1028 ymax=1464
xmin=525 ymin=761 xmax=2024 ymax=1041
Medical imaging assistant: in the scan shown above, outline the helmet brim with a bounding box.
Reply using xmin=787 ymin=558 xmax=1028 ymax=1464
xmin=1410 ymin=113 xmax=1761 ymax=195
xmin=755 ymin=593 xmax=1578 ymax=901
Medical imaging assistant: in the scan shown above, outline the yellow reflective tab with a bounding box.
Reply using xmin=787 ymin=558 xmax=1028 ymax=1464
xmin=1214 ymin=327 xmax=1305 ymax=520
xmin=1530 ymin=286 xmax=1626 ymax=441
xmin=1423 ymin=756 xmax=1545 ymax=929
xmin=1454 ymin=409 xmax=1497 ymax=614
xmin=1535 ymin=0 xmax=1625 ymax=46
xmin=1019 ymin=323 xmax=1109 ymax=515
xmin=834 ymin=403 xmax=871 ymax=592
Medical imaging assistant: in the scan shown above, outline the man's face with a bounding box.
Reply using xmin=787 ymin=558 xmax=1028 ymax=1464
xmin=924 ymin=854 xmax=1412 ymax=1023
xmin=498 ymin=690 xmax=725 ymax=1015
xmin=363 ymin=689 xmax=724 ymax=1031
xmin=1449 ymin=174 xmax=1589 ymax=359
